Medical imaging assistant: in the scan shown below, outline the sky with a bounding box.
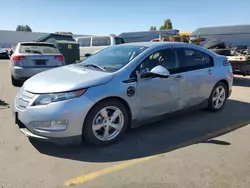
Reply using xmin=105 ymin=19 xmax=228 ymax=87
xmin=2 ymin=0 xmax=250 ymax=35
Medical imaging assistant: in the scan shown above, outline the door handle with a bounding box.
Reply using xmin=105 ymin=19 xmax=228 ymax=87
xmin=207 ymin=69 xmax=212 ymax=75
xmin=173 ymin=75 xmax=183 ymax=79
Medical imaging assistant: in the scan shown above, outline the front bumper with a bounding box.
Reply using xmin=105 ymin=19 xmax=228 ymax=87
xmin=13 ymin=91 xmax=94 ymax=144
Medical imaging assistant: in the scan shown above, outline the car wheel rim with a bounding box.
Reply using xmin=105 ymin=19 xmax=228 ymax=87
xmin=92 ymin=106 xmax=124 ymax=141
xmin=212 ymin=86 xmax=226 ymax=109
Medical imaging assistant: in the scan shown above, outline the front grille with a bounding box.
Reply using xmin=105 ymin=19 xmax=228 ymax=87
xmin=16 ymin=88 xmax=35 ymax=108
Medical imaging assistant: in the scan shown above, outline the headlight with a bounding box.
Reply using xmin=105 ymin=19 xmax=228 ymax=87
xmin=33 ymin=89 xmax=86 ymax=106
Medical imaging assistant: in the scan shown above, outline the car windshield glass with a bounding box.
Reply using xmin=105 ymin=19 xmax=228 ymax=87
xmin=79 ymin=45 xmax=148 ymax=72
xmin=19 ymin=43 xmax=60 ymax=54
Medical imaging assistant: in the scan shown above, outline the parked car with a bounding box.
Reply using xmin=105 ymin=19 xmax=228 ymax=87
xmin=8 ymin=45 xmax=16 ymax=57
xmin=13 ymin=42 xmax=233 ymax=146
xmin=75 ymin=34 xmax=125 ymax=60
xmin=10 ymin=42 xmax=66 ymax=86
xmin=0 ymin=48 xmax=9 ymax=59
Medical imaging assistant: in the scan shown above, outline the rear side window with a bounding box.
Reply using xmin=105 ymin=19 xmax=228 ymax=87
xmin=19 ymin=43 xmax=60 ymax=54
xmin=78 ymin=38 xmax=91 ymax=47
xmin=115 ymin=37 xmax=125 ymax=45
xmin=92 ymin=37 xmax=111 ymax=46
xmin=177 ymin=48 xmax=214 ymax=70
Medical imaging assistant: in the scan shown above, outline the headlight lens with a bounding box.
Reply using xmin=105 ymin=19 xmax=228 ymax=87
xmin=33 ymin=89 xmax=86 ymax=106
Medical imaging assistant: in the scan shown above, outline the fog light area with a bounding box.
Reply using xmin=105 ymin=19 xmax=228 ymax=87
xmin=31 ymin=120 xmax=68 ymax=131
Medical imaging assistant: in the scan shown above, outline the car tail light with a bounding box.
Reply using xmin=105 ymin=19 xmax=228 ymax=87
xmin=54 ymin=55 xmax=65 ymax=62
xmin=11 ymin=56 xmax=26 ymax=61
xmin=239 ymin=56 xmax=247 ymax=61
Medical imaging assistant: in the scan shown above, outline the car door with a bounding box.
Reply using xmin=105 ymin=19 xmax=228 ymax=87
xmin=176 ymin=47 xmax=215 ymax=107
xmin=134 ymin=48 xmax=188 ymax=121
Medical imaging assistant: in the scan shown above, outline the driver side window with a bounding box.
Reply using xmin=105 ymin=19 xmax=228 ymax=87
xmin=130 ymin=48 xmax=178 ymax=78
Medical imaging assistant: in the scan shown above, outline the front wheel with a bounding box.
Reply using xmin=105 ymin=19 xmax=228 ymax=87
xmin=82 ymin=99 xmax=129 ymax=146
xmin=207 ymin=82 xmax=228 ymax=112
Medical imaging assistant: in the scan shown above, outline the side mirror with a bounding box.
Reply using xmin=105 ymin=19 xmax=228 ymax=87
xmin=137 ymin=65 xmax=170 ymax=79
xmin=150 ymin=65 xmax=170 ymax=78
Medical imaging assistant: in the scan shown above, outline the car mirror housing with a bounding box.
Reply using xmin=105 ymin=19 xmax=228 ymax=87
xmin=137 ymin=65 xmax=170 ymax=79
xmin=150 ymin=65 xmax=170 ymax=78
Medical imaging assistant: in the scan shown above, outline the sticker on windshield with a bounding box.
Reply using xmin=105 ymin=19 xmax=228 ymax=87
xmin=68 ymin=44 xmax=72 ymax=49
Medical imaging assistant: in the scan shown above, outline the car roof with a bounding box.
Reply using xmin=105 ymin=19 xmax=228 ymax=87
xmin=120 ymin=42 xmax=217 ymax=57
xmin=18 ymin=42 xmax=55 ymax=45
xmin=76 ymin=35 xmax=115 ymax=39
xmin=121 ymin=41 xmax=196 ymax=48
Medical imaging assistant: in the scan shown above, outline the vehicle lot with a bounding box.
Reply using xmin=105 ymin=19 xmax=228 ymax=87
xmin=1 ymin=59 xmax=250 ymax=188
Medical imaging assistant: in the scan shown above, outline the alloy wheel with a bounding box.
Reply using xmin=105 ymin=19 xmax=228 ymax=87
xmin=212 ymin=86 xmax=226 ymax=109
xmin=92 ymin=106 xmax=124 ymax=141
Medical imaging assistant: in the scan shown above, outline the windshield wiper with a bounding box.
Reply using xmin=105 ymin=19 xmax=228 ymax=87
xmin=25 ymin=50 xmax=43 ymax=55
xmin=83 ymin=64 xmax=106 ymax=71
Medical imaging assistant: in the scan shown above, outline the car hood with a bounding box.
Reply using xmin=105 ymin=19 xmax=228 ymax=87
xmin=23 ymin=65 xmax=115 ymax=93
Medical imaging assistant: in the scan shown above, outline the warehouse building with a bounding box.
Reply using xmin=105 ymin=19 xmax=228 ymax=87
xmin=190 ymin=25 xmax=250 ymax=46
xmin=118 ymin=29 xmax=179 ymax=43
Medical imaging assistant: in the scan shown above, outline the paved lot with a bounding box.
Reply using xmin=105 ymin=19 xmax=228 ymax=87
xmin=1 ymin=60 xmax=250 ymax=188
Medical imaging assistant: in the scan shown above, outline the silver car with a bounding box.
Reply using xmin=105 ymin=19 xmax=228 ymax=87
xmin=13 ymin=42 xmax=233 ymax=146
xmin=10 ymin=42 xmax=65 ymax=86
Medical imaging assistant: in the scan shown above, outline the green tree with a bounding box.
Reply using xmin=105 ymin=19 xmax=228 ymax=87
xmin=16 ymin=25 xmax=32 ymax=32
xmin=159 ymin=19 xmax=173 ymax=30
xmin=149 ymin=26 xmax=157 ymax=31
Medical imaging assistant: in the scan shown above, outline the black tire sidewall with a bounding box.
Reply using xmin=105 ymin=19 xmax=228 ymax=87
xmin=208 ymin=82 xmax=228 ymax=112
xmin=11 ymin=76 xmax=20 ymax=87
xmin=82 ymin=99 xmax=129 ymax=146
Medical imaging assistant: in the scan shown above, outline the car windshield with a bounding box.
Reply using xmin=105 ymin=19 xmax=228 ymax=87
xmin=79 ymin=45 xmax=148 ymax=72
xmin=19 ymin=43 xmax=60 ymax=54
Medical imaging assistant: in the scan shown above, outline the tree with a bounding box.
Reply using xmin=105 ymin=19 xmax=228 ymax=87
xmin=149 ymin=26 xmax=157 ymax=31
xmin=16 ymin=25 xmax=32 ymax=32
xmin=159 ymin=19 xmax=173 ymax=30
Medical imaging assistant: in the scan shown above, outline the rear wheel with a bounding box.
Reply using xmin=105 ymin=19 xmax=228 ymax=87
xmin=207 ymin=82 xmax=228 ymax=112
xmin=82 ymin=99 xmax=129 ymax=146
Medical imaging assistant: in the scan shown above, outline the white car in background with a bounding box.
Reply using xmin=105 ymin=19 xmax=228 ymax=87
xmin=76 ymin=34 xmax=125 ymax=60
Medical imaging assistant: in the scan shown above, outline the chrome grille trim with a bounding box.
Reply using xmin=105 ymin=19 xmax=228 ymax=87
xmin=17 ymin=88 xmax=35 ymax=108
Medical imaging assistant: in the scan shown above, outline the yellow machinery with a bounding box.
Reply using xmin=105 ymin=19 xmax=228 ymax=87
xmin=151 ymin=32 xmax=206 ymax=45
xmin=179 ymin=32 xmax=191 ymax=36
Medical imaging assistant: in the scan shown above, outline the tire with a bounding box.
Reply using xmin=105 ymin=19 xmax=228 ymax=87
xmin=11 ymin=76 xmax=21 ymax=87
xmin=204 ymin=40 xmax=226 ymax=49
xmin=207 ymin=82 xmax=228 ymax=112
xmin=82 ymin=99 xmax=129 ymax=146
xmin=211 ymin=49 xmax=231 ymax=56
